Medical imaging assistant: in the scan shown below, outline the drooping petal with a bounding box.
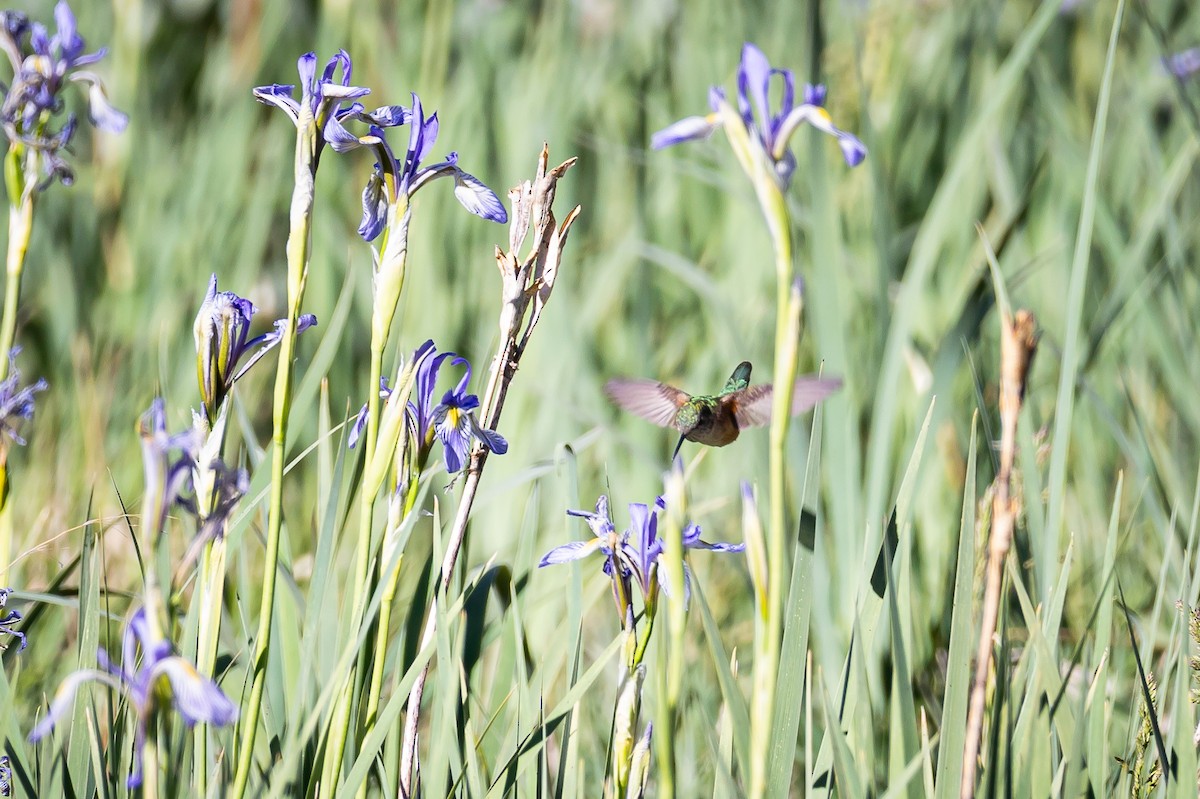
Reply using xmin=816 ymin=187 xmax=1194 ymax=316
xmin=323 ymin=112 xmax=366 ymax=153
xmin=476 ymin=424 xmax=507 ymax=454
xmin=231 ymin=314 xmax=319 ymax=383
xmin=464 ymin=412 xmax=506 ymax=455
xmin=650 ymin=114 xmax=720 ymax=150
xmin=152 ymin=658 xmax=238 ymax=727
xmin=28 ymin=668 xmax=120 ymax=741
xmin=73 ymin=73 xmax=124 ymax=130
xmin=358 ymin=165 xmax=388 ymax=241
xmin=365 ymin=104 xmax=409 ymax=127
xmin=838 ymin=134 xmax=867 ymax=167
xmin=251 ymin=84 xmax=300 ymax=122
xmin=434 ymin=404 xmax=472 ymax=473
xmin=347 ymin=402 xmax=369 ymax=449
xmin=538 ymin=537 xmax=607 ymax=567
xmin=773 ymin=103 xmax=866 ymax=167
xmin=453 ymin=167 xmax=508 ymax=223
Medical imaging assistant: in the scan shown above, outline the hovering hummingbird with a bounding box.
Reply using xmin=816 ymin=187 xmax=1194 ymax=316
xmin=604 ymin=361 xmax=842 ymax=460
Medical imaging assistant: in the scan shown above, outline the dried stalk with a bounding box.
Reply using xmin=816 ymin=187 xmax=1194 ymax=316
xmin=399 ymin=145 xmax=580 ymax=798
xmin=961 ymin=309 xmax=1038 ymax=798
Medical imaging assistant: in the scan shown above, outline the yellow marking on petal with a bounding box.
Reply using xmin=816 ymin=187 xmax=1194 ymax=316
xmin=814 ymin=107 xmax=833 ymax=125
xmin=446 ymin=407 xmax=461 ymax=429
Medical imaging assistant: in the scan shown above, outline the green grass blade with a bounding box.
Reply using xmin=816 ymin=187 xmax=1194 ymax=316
xmin=1042 ymin=0 xmax=1126 ymax=600
xmin=933 ymin=414 xmax=978 ymax=798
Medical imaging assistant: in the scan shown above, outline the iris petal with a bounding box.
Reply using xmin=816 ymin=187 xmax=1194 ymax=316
xmin=650 ymin=115 xmax=719 ymax=150
xmin=453 ymin=168 xmax=508 ymax=223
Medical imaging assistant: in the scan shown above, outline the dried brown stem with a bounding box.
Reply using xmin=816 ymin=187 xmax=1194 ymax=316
xmin=399 ymin=145 xmax=579 ymax=798
xmin=961 ymin=309 xmax=1038 ymax=799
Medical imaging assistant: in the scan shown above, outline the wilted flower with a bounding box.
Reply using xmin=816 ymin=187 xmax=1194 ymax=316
xmin=325 ymin=92 xmax=507 ymax=240
xmin=626 ymin=723 xmax=653 ymax=799
xmin=139 ymin=398 xmax=202 ymax=537
xmin=176 ymin=457 xmax=248 ymax=573
xmin=613 ymin=665 xmax=645 ymax=791
xmin=0 ymin=347 xmax=45 ymax=453
xmin=652 ymin=42 xmax=866 ymax=188
xmin=29 ymin=607 xmax=237 ymax=788
xmin=0 ymin=1 xmax=126 ymax=187
xmin=0 ymin=587 xmax=25 ymax=651
xmin=193 ymin=274 xmax=318 ymax=423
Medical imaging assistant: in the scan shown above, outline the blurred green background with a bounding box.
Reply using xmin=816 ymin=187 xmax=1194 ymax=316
xmin=7 ymin=0 xmax=1200 ymax=794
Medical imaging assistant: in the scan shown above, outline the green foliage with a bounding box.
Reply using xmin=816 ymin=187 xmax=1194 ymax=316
xmin=4 ymin=0 xmax=1200 ymax=796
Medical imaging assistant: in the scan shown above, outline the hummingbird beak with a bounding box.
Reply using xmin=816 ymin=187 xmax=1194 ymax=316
xmin=672 ymin=433 xmax=686 ymax=461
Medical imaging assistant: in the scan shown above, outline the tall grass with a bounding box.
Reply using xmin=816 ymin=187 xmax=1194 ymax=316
xmin=3 ymin=0 xmax=1200 ymax=796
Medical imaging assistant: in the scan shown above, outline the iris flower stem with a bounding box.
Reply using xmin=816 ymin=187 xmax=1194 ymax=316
xmin=325 ymin=204 xmax=409 ymax=797
xmin=718 ymin=91 xmax=799 ymax=795
xmin=231 ymin=121 xmax=316 ymax=799
xmin=0 ymin=149 xmax=32 ymax=384
xmin=0 ymin=147 xmax=33 ymax=580
xmin=319 ymin=343 xmax=384 ymax=795
xmin=193 ymin=525 xmax=228 ymax=796
xmin=142 ymin=720 xmax=160 ymax=799
xmin=632 ymin=611 xmax=656 ymax=668
xmin=752 ymin=164 xmax=798 ymax=799
xmin=194 ymin=415 xmax=231 ymax=797
xmin=363 ymin=470 xmax=420 ymax=733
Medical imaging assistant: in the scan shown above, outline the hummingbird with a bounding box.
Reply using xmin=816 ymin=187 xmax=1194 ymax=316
xmin=604 ymin=361 xmax=842 ymax=460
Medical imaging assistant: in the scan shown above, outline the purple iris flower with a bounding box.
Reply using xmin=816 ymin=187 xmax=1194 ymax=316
xmin=627 ymin=496 xmax=743 ymax=605
xmin=252 ymin=50 xmax=397 ymax=181
xmin=0 ymin=588 xmax=25 ymax=652
xmin=0 ymin=754 xmax=10 ymax=797
xmin=432 ymin=355 xmax=507 ymax=473
xmin=252 ymin=50 xmax=381 ymax=164
xmin=652 ymin=43 xmax=866 ymax=188
xmin=348 ymin=341 xmax=504 ymax=474
xmin=389 ymin=338 xmax=454 ymax=455
xmin=1164 ymin=47 xmax=1200 ymax=80
xmin=29 ymin=607 xmax=237 ymax=788
xmin=539 ymin=496 xmax=633 ymax=608
xmin=0 ymin=347 xmax=46 ymax=450
xmin=347 ymin=339 xmax=441 ymax=450
xmin=193 ymin=274 xmax=317 ymax=423
xmin=325 ymin=92 xmax=507 ymax=240
xmin=540 ymin=495 xmax=621 ymax=564
xmin=541 ymin=495 xmax=742 ymax=608
xmin=0 ymin=2 xmax=126 ymax=186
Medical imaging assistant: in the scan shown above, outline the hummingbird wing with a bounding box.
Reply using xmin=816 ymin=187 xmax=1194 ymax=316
xmin=731 ymin=376 xmax=843 ymax=428
xmin=604 ymin=379 xmax=691 ymax=428
xmin=722 ymin=361 xmax=752 ymax=394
